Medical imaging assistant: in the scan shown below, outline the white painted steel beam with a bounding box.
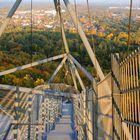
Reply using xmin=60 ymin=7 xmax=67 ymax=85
xmin=0 ymin=84 xmax=77 ymax=98
xmin=70 ymin=66 xmax=78 ymax=90
xmin=69 ymin=58 xmax=85 ymax=92
xmin=59 ymin=15 xmax=70 ymax=54
xmin=63 ymin=0 xmax=111 ymax=94
xmin=63 ymin=0 xmax=105 ymax=81
xmin=63 ymin=0 xmax=113 ymax=136
xmin=69 ymin=54 xmax=94 ymax=82
xmin=0 ymin=54 xmax=66 ymax=76
xmin=0 ymin=0 xmax=22 ymax=37
xmin=54 ymin=0 xmax=70 ymax=54
xmin=48 ymin=56 xmax=67 ymax=83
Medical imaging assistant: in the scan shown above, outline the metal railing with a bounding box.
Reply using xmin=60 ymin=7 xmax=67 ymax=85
xmin=112 ymin=48 xmax=140 ymax=140
xmin=0 ymin=88 xmax=62 ymax=140
xmin=73 ymin=87 xmax=98 ymax=140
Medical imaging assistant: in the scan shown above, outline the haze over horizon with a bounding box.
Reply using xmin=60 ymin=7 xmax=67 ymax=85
xmin=0 ymin=0 xmax=139 ymax=5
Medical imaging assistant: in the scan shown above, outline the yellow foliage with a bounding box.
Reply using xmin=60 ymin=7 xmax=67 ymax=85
xmin=80 ymin=18 xmax=86 ymax=23
xmin=107 ymin=33 xmax=114 ymax=38
xmin=69 ymin=28 xmax=77 ymax=33
xmin=34 ymin=78 xmax=45 ymax=86
xmin=118 ymin=32 xmax=128 ymax=39
xmin=90 ymin=29 xmax=96 ymax=35
xmin=23 ymin=74 xmax=31 ymax=80
xmin=98 ymin=32 xmax=105 ymax=37
xmin=85 ymin=29 xmax=96 ymax=35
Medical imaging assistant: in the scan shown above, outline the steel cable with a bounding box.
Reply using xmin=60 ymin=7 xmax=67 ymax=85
xmin=127 ymin=0 xmax=133 ymax=54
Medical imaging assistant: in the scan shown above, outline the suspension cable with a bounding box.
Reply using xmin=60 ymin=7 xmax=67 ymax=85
xmin=127 ymin=0 xmax=133 ymax=53
xmin=30 ymin=0 xmax=33 ymax=62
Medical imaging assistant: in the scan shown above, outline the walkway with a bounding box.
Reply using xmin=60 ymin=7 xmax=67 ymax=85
xmin=46 ymin=103 xmax=77 ymax=140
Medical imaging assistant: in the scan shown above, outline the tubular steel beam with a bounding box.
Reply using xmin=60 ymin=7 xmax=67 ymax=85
xmin=0 ymin=0 xmax=22 ymax=37
xmin=63 ymin=0 xmax=105 ymax=81
xmin=63 ymin=0 xmax=113 ymax=136
xmin=48 ymin=56 xmax=68 ymax=83
xmin=58 ymin=13 xmax=70 ymax=54
xmin=54 ymin=0 xmax=70 ymax=54
xmin=70 ymin=66 xmax=78 ymax=90
xmin=0 ymin=54 xmax=66 ymax=76
xmin=63 ymin=0 xmax=112 ymax=112
xmin=68 ymin=58 xmax=85 ymax=92
xmin=69 ymin=58 xmax=86 ymax=125
xmin=69 ymin=54 xmax=94 ymax=82
xmin=0 ymin=84 xmax=77 ymax=98
xmin=60 ymin=21 xmax=70 ymax=54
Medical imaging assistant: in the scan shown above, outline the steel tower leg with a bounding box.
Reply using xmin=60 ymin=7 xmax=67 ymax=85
xmin=63 ymin=0 xmax=105 ymax=81
xmin=54 ymin=0 xmax=70 ymax=54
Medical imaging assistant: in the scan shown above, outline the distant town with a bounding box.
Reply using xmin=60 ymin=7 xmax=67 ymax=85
xmin=0 ymin=4 xmax=140 ymax=35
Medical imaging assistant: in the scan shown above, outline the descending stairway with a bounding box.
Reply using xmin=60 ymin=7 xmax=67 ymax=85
xmin=45 ymin=103 xmax=77 ymax=140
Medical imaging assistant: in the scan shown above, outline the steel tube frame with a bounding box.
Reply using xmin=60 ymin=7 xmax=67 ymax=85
xmin=69 ymin=58 xmax=85 ymax=92
xmin=0 ymin=54 xmax=66 ymax=76
xmin=63 ymin=0 xmax=105 ymax=80
xmin=48 ymin=56 xmax=68 ymax=83
xmin=55 ymin=0 xmax=70 ymax=54
xmin=70 ymin=66 xmax=78 ymax=90
xmin=0 ymin=84 xmax=77 ymax=98
xmin=68 ymin=54 xmax=94 ymax=82
xmin=63 ymin=0 xmax=112 ymax=136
